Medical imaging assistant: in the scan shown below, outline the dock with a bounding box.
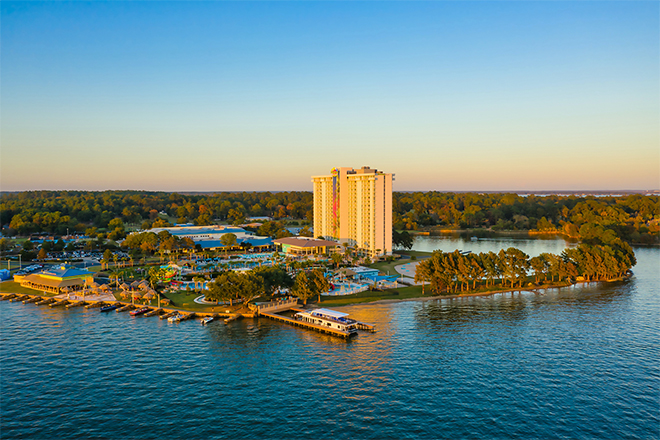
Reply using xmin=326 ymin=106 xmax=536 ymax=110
xmin=144 ymin=308 xmax=163 ymax=317
xmin=35 ymin=298 xmax=56 ymax=306
xmin=260 ymin=311 xmax=355 ymax=338
xmin=49 ymin=299 xmax=69 ymax=308
xmin=160 ymin=311 xmax=178 ymax=320
xmin=23 ymin=296 xmax=43 ymax=304
xmin=10 ymin=295 xmax=31 ymax=302
xmin=115 ymin=304 xmax=134 ymax=313
xmin=177 ymin=313 xmax=196 ymax=322
xmin=224 ymin=315 xmax=239 ymax=324
xmin=0 ymin=294 xmax=17 ymax=301
xmin=85 ymin=301 xmax=106 ymax=309
xmin=66 ymin=301 xmax=86 ymax=308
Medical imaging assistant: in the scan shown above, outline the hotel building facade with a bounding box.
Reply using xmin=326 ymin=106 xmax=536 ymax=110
xmin=312 ymin=166 xmax=393 ymax=257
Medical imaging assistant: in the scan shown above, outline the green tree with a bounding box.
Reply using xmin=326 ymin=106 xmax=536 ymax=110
xmin=292 ymin=271 xmax=313 ymax=305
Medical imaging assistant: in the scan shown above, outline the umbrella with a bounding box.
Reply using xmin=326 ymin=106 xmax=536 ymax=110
xmin=143 ymin=291 xmax=155 ymax=300
xmin=89 ymin=281 xmax=100 ymax=289
xmin=160 ymin=298 xmax=171 ymax=306
xmin=120 ymin=290 xmax=130 ymax=300
xmin=120 ymin=283 xmax=130 ymax=291
xmin=130 ymin=280 xmax=140 ymax=289
xmin=100 ymin=284 xmax=110 ymax=292
xmin=132 ymin=291 xmax=143 ymax=299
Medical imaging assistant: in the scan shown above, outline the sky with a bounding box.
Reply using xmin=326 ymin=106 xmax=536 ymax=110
xmin=1 ymin=1 xmax=658 ymax=192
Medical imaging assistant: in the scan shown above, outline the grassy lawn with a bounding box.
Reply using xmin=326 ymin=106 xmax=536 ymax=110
xmin=317 ymin=285 xmax=426 ymax=307
xmin=398 ymin=250 xmax=432 ymax=258
xmin=368 ymin=251 xmax=431 ymax=275
xmin=0 ymin=281 xmax=52 ymax=296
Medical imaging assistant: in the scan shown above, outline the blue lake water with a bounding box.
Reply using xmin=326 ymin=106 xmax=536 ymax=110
xmin=1 ymin=237 xmax=658 ymax=439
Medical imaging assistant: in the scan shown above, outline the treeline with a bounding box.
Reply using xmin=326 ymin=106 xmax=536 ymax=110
xmin=205 ymin=266 xmax=293 ymax=306
xmin=415 ymin=237 xmax=636 ymax=295
xmin=1 ymin=191 xmax=657 ymax=244
xmin=394 ymin=192 xmax=659 ymax=244
xmin=0 ymin=190 xmax=313 ymax=235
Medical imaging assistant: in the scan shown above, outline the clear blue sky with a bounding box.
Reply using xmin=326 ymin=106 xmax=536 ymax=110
xmin=1 ymin=1 xmax=658 ymax=191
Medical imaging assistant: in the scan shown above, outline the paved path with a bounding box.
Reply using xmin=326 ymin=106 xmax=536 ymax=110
xmin=395 ymin=261 xmax=421 ymax=285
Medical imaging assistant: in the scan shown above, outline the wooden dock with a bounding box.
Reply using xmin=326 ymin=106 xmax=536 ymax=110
xmin=66 ymin=301 xmax=86 ymax=308
xmin=85 ymin=301 xmax=106 ymax=309
xmin=260 ymin=311 xmax=355 ymax=338
xmin=10 ymin=295 xmax=30 ymax=302
xmin=160 ymin=311 xmax=178 ymax=320
xmin=0 ymin=293 xmax=17 ymax=301
xmin=116 ymin=304 xmax=134 ymax=313
xmin=49 ymin=299 xmax=69 ymax=308
xmin=144 ymin=308 xmax=163 ymax=317
xmin=23 ymin=296 xmax=43 ymax=304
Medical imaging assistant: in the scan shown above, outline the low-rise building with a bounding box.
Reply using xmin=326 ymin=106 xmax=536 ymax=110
xmin=142 ymin=225 xmax=273 ymax=251
xmin=14 ymin=264 xmax=94 ymax=294
xmin=273 ymin=237 xmax=340 ymax=256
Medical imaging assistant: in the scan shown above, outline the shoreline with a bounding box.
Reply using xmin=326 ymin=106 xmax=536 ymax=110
xmin=330 ymin=277 xmax=629 ymax=309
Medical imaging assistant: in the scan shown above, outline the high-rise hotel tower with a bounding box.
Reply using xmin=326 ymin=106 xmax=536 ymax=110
xmin=312 ymin=166 xmax=393 ymax=257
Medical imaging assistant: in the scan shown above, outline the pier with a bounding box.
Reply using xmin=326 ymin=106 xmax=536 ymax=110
xmin=260 ymin=311 xmax=355 ymax=338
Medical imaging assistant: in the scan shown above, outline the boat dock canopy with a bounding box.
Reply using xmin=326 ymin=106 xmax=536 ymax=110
xmin=311 ymin=308 xmax=349 ymax=319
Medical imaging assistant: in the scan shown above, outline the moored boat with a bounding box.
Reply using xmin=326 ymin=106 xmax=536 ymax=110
xmin=100 ymin=304 xmax=120 ymax=312
xmin=294 ymin=308 xmax=358 ymax=335
xmin=130 ymin=306 xmax=150 ymax=316
xmin=201 ymin=316 xmax=215 ymax=325
xmin=167 ymin=313 xmax=182 ymax=322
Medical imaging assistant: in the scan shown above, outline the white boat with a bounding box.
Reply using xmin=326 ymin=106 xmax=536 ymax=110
xmin=201 ymin=316 xmax=214 ymax=325
xmin=167 ymin=313 xmax=182 ymax=323
xmin=294 ymin=308 xmax=358 ymax=334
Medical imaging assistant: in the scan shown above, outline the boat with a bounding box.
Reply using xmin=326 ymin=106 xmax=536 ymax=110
xmin=100 ymin=304 xmax=120 ymax=312
xmin=201 ymin=316 xmax=215 ymax=325
xmin=168 ymin=313 xmax=182 ymax=322
xmin=294 ymin=308 xmax=358 ymax=335
xmin=129 ymin=306 xmax=150 ymax=316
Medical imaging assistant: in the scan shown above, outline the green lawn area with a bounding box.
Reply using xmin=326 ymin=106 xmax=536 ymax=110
xmin=368 ymin=251 xmax=431 ymax=276
xmin=0 ymin=281 xmax=52 ymax=296
xmin=157 ymin=289 xmax=243 ymax=313
xmin=398 ymin=250 xmax=433 ymax=258
xmin=317 ymin=285 xmax=426 ymax=307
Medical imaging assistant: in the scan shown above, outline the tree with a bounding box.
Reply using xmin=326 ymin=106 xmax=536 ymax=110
xmin=529 ymin=256 xmax=546 ymax=284
xmin=331 ymin=253 xmax=343 ymax=269
xmin=253 ymin=266 xmax=293 ymax=297
xmin=298 ymin=226 xmax=312 ymax=237
xmin=393 ymin=229 xmax=414 ymax=250
xmin=292 ymin=271 xmax=313 ymax=305
xmin=309 ymin=269 xmax=330 ymax=303
xmin=221 ymin=233 xmax=237 ymax=248
xmin=37 ymin=248 xmax=47 ymax=260
xmin=206 ymin=274 xmax=234 ymax=306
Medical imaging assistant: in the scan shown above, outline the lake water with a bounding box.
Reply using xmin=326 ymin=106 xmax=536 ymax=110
xmin=1 ymin=237 xmax=658 ymax=439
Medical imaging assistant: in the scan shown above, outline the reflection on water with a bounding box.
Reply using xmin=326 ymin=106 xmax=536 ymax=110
xmin=1 ymin=240 xmax=658 ymax=439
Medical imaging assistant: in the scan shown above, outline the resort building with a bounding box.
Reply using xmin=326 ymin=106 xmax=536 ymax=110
xmin=14 ymin=264 xmax=94 ymax=294
xmin=273 ymin=236 xmax=340 ymax=256
xmin=312 ymin=166 xmax=393 ymax=257
xmin=141 ymin=225 xmax=272 ymax=251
